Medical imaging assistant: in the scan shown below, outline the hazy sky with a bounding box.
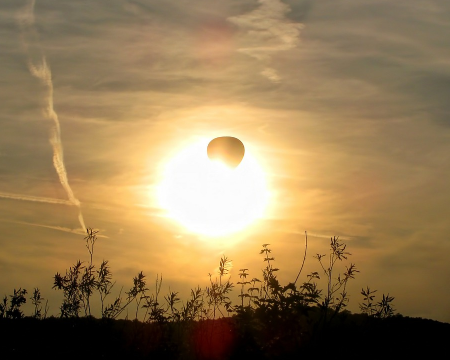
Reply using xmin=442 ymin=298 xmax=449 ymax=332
xmin=1 ymin=0 xmax=450 ymax=323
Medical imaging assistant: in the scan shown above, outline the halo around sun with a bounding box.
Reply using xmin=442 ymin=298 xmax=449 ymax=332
xmin=156 ymin=139 xmax=270 ymax=237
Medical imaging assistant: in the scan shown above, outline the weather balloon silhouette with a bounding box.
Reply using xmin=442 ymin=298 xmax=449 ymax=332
xmin=207 ymin=136 xmax=245 ymax=168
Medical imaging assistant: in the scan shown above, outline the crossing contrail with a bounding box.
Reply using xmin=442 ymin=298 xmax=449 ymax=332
xmin=16 ymin=0 xmax=86 ymax=231
xmin=0 ymin=219 xmax=108 ymax=237
xmin=0 ymin=191 xmax=75 ymax=206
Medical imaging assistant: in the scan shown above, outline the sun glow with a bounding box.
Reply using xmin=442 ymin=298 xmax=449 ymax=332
xmin=157 ymin=140 xmax=269 ymax=237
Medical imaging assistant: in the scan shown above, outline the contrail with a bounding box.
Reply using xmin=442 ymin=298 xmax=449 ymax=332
xmin=0 ymin=191 xmax=75 ymax=206
xmin=0 ymin=219 xmax=108 ymax=238
xmin=288 ymin=231 xmax=355 ymax=242
xmin=17 ymin=0 xmax=86 ymax=230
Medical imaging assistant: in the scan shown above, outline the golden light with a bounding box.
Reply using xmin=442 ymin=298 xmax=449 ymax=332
xmin=157 ymin=139 xmax=269 ymax=237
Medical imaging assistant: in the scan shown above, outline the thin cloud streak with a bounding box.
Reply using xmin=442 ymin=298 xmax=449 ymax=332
xmin=17 ymin=0 xmax=85 ymax=230
xmin=0 ymin=219 xmax=107 ymax=237
xmin=287 ymin=231 xmax=355 ymax=242
xmin=0 ymin=191 xmax=75 ymax=206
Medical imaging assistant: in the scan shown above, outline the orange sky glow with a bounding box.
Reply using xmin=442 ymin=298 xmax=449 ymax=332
xmin=1 ymin=0 xmax=450 ymax=323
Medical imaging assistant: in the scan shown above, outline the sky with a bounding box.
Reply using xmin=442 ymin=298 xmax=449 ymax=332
xmin=1 ymin=0 xmax=450 ymax=323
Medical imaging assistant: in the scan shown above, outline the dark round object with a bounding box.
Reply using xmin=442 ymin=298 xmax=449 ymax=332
xmin=207 ymin=136 xmax=245 ymax=168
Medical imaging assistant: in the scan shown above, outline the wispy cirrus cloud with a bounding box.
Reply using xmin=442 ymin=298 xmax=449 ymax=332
xmin=228 ymin=0 xmax=303 ymax=82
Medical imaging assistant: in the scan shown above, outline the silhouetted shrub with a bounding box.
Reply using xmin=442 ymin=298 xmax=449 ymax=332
xmin=6 ymin=228 xmax=449 ymax=359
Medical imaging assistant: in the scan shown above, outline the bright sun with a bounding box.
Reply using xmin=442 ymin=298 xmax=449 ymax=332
xmin=157 ymin=139 xmax=270 ymax=237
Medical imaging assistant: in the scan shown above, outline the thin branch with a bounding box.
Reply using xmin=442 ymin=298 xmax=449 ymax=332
xmin=294 ymin=231 xmax=308 ymax=285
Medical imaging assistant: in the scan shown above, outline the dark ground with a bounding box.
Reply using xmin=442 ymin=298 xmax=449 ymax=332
xmin=1 ymin=313 xmax=449 ymax=359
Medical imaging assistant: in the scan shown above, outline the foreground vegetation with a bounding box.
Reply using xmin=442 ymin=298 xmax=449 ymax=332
xmin=1 ymin=229 xmax=449 ymax=359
